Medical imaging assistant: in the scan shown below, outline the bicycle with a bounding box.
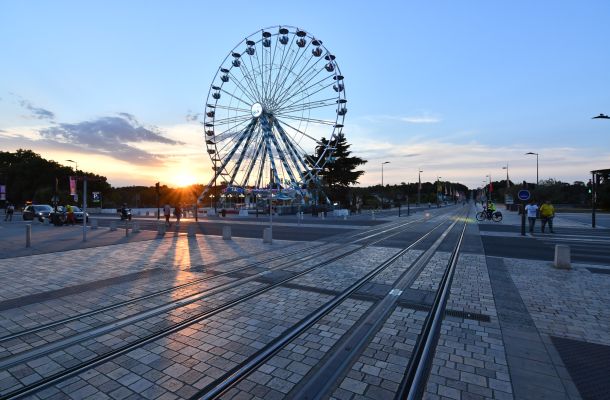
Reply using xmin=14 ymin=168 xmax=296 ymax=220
xmin=476 ymin=209 xmax=503 ymax=222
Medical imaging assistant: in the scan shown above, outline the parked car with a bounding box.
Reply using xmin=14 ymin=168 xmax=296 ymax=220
xmin=56 ymin=206 xmax=89 ymax=223
xmin=22 ymin=204 xmax=54 ymax=222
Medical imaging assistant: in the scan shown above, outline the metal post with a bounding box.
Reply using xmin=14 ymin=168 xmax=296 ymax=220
xmin=26 ymin=224 xmax=31 ymax=247
xmin=82 ymin=177 xmax=87 ymax=242
xmin=521 ymin=202 xmax=526 ymax=236
xmin=407 ymin=195 xmax=410 ymax=216
xmin=417 ymin=169 xmax=422 ymax=205
xmin=591 ymin=172 xmax=597 ymax=228
xmin=398 ymin=204 xmax=401 ymax=217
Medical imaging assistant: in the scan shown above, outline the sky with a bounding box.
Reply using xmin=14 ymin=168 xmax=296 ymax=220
xmin=1 ymin=0 xmax=609 ymax=189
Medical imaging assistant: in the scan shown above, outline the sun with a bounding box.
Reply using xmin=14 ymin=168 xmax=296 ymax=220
xmin=174 ymin=173 xmax=197 ymax=187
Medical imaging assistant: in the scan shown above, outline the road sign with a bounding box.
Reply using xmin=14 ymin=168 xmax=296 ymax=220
xmin=518 ymin=189 xmax=530 ymax=201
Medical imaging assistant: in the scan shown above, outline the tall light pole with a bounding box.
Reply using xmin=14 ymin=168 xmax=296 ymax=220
xmin=66 ymin=159 xmax=78 ymax=173
xmin=502 ymin=164 xmax=509 ymax=189
xmin=381 ymin=161 xmax=390 ymax=208
xmin=525 ymin=152 xmax=539 ymax=186
xmin=417 ymin=169 xmax=423 ymax=205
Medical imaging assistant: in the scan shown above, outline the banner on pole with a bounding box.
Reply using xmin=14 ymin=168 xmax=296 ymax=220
xmin=69 ymin=176 xmax=77 ymax=195
xmin=0 ymin=185 xmax=5 ymax=200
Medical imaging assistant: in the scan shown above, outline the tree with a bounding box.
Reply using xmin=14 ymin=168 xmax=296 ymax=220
xmin=308 ymin=133 xmax=367 ymax=207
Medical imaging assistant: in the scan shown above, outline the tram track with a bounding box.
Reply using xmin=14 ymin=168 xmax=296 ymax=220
xmin=0 ymin=209 xmax=459 ymax=399
xmin=0 ymin=213 xmax=425 ymax=345
xmin=192 ymin=207 xmax=470 ymax=399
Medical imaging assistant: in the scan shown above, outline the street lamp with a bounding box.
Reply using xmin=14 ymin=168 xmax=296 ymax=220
xmin=417 ymin=169 xmax=423 ymax=205
xmin=209 ymin=194 xmax=215 ymax=209
xmin=502 ymin=164 xmax=509 ymax=189
xmin=66 ymin=159 xmax=78 ymax=172
xmin=525 ymin=152 xmax=539 ymax=185
xmin=381 ymin=161 xmax=390 ymax=208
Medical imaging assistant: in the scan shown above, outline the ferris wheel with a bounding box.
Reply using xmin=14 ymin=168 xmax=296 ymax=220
xmin=200 ymin=25 xmax=346 ymax=201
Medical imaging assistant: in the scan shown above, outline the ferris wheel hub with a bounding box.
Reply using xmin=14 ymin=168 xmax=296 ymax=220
xmin=251 ymin=103 xmax=263 ymax=118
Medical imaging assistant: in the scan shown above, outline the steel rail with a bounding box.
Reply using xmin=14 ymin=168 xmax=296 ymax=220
xmin=395 ymin=210 xmax=470 ymax=400
xmin=1 ymin=211 xmax=453 ymax=400
xmin=0 ymin=213 xmax=426 ymax=344
xmin=191 ymin=209 xmax=465 ymax=400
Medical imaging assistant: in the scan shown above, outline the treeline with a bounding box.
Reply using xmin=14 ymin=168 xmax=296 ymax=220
xmin=0 ymin=150 xmax=204 ymax=209
xmin=483 ymin=178 xmax=609 ymax=209
xmin=2 ymin=150 xmax=607 ymax=209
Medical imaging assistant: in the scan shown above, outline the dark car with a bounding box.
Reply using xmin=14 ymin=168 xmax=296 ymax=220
xmin=56 ymin=206 xmax=89 ymax=223
xmin=22 ymin=204 xmax=54 ymax=221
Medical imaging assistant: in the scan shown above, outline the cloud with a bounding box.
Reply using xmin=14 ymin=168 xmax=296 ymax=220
xmin=38 ymin=114 xmax=185 ymax=165
xmin=400 ymin=116 xmax=441 ymax=124
xmin=18 ymin=99 xmax=56 ymax=120
xmin=185 ymin=110 xmax=202 ymax=122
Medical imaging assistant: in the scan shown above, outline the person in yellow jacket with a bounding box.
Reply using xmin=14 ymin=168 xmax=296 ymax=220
xmin=66 ymin=204 xmax=75 ymax=225
xmin=539 ymin=200 xmax=555 ymax=233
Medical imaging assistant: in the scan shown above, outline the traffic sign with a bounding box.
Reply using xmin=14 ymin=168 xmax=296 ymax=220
xmin=518 ymin=189 xmax=530 ymax=201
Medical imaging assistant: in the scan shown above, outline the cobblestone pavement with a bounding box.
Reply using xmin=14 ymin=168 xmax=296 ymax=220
xmin=0 ymin=208 xmax=608 ymax=400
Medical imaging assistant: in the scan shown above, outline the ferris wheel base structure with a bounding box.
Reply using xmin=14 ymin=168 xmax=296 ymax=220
xmin=197 ymin=25 xmax=347 ymax=207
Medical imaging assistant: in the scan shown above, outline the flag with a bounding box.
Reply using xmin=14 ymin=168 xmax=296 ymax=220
xmin=69 ymin=176 xmax=77 ymax=195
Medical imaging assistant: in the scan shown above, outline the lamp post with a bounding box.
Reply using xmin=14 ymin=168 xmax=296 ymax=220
xmin=381 ymin=161 xmax=390 ymax=209
xmin=66 ymin=159 xmax=87 ymax=242
xmin=209 ymin=194 xmax=214 ymax=210
xmin=417 ymin=169 xmax=423 ymax=205
xmin=525 ymin=152 xmax=539 ymax=186
xmin=437 ymin=176 xmax=441 ymax=206
xmin=502 ymin=164 xmax=509 ymax=189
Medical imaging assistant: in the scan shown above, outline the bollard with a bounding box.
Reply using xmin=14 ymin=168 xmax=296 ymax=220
xmin=371 ymin=210 xmax=376 ymax=220
xmin=554 ymin=245 xmax=571 ymax=269
xmin=187 ymin=224 xmax=196 ymax=237
xmin=110 ymin=221 xmax=117 ymax=231
xmin=222 ymin=225 xmax=232 ymax=240
xmin=132 ymin=222 xmax=140 ymax=233
xmin=43 ymin=217 xmax=50 ymax=225
xmin=26 ymin=224 xmax=31 ymax=248
xmin=91 ymin=219 xmax=98 ymax=230
xmin=343 ymin=215 xmax=347 ymax=220
xmin=157 ymin=223 xmax=166 ymax=236
xmin=263 ymin=227 xmax=272 ymax=244
xmin=125 ymin=222 xmax=129 ymax=237
xmin=146 ymin=211 xmax=149 ymax=216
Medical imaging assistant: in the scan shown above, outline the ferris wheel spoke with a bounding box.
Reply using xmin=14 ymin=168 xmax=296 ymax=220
xmin=228 ymin=124 xmax=257 ymax=185
xmin=243 ymin=52 xmax=263 ymax=100
xmin=229 ymin=68 xmax=259 ymax=104
xmin=272 ymin=50 xmax=325 ymax=106
xmin=259 ymin=114 xmax=283 ymax=187
xmin=277 ymin=102 xmax=337 ymax=116
xmin=266 ymin=122 xmax=299 ymax=184
xmin=273 ymin=120 xmax=308 ymax=183
xmin=214 ymin=119 xmax=257 ymax=180
xmin=277 ymin=97 xmax=337 ymax=113
xmin=267 ymin=36 xmax=294 ymax=103
xmin=214 ymin=117 xmax=251 ymax=140
xmin=276 ymin=72 xmax=333 ymax=110
xmin=274 ymin=114 xmax=336 ymax=126
xmin=213 ymin=105 xmax=251 ymax=113
xmin=212 ymin=114 xmax=252 ymax=125
xmin=218 ymin=88 xmax=256 ymax=108
xmin=268 ymin=45 xmax=304 ymax=103
xmin=276 ymin=118 xmax=321 ymax=145
xmin=255 ymin=144 xmax=268 ymax=189
xmin=271 ymin=44 xmax=318 ymax=104
xmin=241 ymin=134 xmax=265 ymax=187
xmin=274 ymin=66 xmax=327 ymax=108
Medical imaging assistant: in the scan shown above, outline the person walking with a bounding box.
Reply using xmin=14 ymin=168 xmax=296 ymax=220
xmin=4 ymin=203 xmax=14 ymax=221
xmin=66 ymin=204 xmax=75 ymax=225
xmin=163 ymin=203 xmax=171 ymax=226
xmin=540 ymin=200 xmax=555 ymax=233
xmin=524 ymin=200 xmax=539 ymax=234
xmin=174 ymin=204 xmax=182 ymax=224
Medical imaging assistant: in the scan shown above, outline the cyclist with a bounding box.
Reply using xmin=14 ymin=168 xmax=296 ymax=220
xmin=486 ymin=201 xmax=496 ymax=219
